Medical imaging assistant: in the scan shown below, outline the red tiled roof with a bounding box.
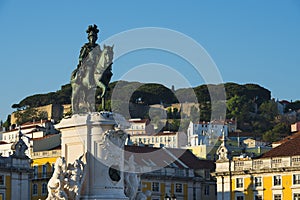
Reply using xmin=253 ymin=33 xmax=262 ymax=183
xmin=260 ymin=133 xmax=300 ymax=158
xmin=279 ymin=100 xmax=290 ymax=105
xmin=166 ymin=148 xmax=215 ymax=170
xmin=125 ymin=146 xmax=185 ymax=168
xmin=273 ymin=131 xmax=300 ymax=145
xmin=124 ymin=145 xmax=215 ymax=170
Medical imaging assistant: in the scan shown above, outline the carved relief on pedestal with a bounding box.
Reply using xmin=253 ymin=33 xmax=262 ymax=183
xmin=46 ymin=155 xmax=86 ymax=200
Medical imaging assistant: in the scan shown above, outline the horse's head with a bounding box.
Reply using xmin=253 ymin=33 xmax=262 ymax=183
xmin=102 ymin=44 xmax=114 ymax=67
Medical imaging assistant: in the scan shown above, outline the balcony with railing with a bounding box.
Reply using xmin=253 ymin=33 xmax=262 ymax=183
xmin=31 ymin=172 xmax=54 ymax=180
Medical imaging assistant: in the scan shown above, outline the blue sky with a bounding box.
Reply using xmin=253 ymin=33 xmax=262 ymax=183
xmin=0 ymin=0 xmax=300 ymax=121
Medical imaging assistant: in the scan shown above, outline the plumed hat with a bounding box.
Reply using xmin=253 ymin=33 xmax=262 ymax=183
xmin=86 ymin=24 xmax=99 ymax=37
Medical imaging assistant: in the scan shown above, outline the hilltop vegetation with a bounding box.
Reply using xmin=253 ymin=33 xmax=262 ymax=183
xmin=11 ymin=81 xmax=270 ymax=111
xmin=8 ymin=81 xmax=294 ymax=142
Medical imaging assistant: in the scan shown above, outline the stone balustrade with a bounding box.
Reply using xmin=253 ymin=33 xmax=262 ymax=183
xmin=216 ymin=156 xmax=300 ymax=173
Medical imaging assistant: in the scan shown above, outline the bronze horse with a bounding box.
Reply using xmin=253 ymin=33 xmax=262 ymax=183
xmin=71 ymin=45 xmax=113 ymax=113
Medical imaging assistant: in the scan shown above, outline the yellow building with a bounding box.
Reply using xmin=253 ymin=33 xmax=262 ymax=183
xmin=213 ymin=132 xmax=300 ymax=200
xmin=11 ymin=103 xmax=71 ymax=125
xmin=125 ymin=146 xmax=216 ymax=200
xmin=30 ymin=148 xmax=61 ymax=200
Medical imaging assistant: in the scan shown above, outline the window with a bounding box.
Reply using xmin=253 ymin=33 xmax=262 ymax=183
xmin=294 ymin=193 xmax=300 ymax=200
xmin=236 ymin=178 xmax=243 ymax=188
xmin=42 ymin=183 xmax=47 ymax=195
xmin=273 ymin=175 xmax=281 ymax=186
xmin=193 ymin=187 xmax=196 ymax=200
xmin=255 ymin=195 xmax=262 ymax=200
xmin=152 ymin=182 xmax=159 ymax=192
xmin=42 ymin=165 xmax=47 ymax=178
xmin=0 ymin=175 xmax=4 ymax=185
xmin=292 ymin=157 xmax=300 ymax=163
xmin=204 ymin=185 xmax=209 ymax=195
xmin=33 ymin=166 xmax=38 ymax=179
xmin=274 ymin=194 xmax=281 ymax=200
xmin=205 ymin=170 xmax=210 ymax=179
xmin=32 ymin=184 xmax=38 ymax=195
xmin=175 ymin=183 xmax=182 ymax=193
xmin=236 ymin=196 xmax=244 ymax=200
xmin=254 ymin=177 xmax=262 ymax=187
xmin=294 ymin=174 xmax=300 ymax=185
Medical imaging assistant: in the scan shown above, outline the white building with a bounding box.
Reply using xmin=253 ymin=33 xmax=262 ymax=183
xmin=0 ymin=120 xmax=59 ymax=157
xmin=125 ymin=118 xmax=154 ymax=135
xmin=129 ymin=131 xmax=188 ymax=148
xmin=187 ymin=120 xmax=236 ymax=146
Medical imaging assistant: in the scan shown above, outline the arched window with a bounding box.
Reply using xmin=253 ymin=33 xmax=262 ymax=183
xmin=42 ymin=183 xmax=47 ymax=195
xmin=32 ymin=184 xmax=38 ymax=195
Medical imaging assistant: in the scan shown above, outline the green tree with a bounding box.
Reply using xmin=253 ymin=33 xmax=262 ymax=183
xmin=258 ymin=100 xmax=278 ymax=121
xmin=172 ymin=107 xmax=179 ymax=119
xmin=2 ymin=115 xmax=11 ymax=131
xmin=167 ymin=107 xmax=173 ymax=119
xmin=227 ymin=95 xmax=251 ymax=120
xmin=262 ymin=130 xmax=280 ymax=143
xmin=262 ymin=123 xmax=290 ymax=143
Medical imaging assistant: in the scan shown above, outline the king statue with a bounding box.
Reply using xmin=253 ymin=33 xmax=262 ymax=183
xmin=71 ymin=24 xmax=113 ymax=114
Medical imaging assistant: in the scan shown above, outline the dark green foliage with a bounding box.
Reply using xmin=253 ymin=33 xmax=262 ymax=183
xmin=262 ymin=123 xmax=290 ymax=142
xmin=2 ymin=115 xmax=11 ymax=131
xmin=258 ymin=100 xmax=278 ymax=121
xmin=193 ymin=84 xmax=210 ymax=103
xmin=227 ymin=95 xmax=251 ymax=120
xmin=129 ymin=83 xmax=178 ymax=105
xmin=225 ymin=83 xmax=271 ymax=104
xmin=12 ymin=80 xmax=279 ymax=139
xmin=14 ymin=84 xmax=72 ymax=109
xmin=285 ymin=100 xmax=300 ymax=112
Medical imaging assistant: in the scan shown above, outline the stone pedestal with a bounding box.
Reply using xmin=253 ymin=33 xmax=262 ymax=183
xmin=57 ymin=112 xmax=128 ymax=200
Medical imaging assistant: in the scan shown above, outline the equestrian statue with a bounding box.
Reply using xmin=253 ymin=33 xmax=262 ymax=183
xmin=71 ymin=24 xmax=113 ymax=114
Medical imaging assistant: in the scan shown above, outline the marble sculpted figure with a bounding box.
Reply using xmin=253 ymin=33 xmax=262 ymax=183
xmin=46 ymin=155 xmax=86 ymax=200
xmin=124 ymin=155 xmax=152 ymax=200
xmin=71 ymin=24 xmax=113 ymax=114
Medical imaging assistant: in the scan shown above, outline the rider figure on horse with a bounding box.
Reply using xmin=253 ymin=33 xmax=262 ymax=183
xmin=71 ymin=24 xmax=100 ymax=82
